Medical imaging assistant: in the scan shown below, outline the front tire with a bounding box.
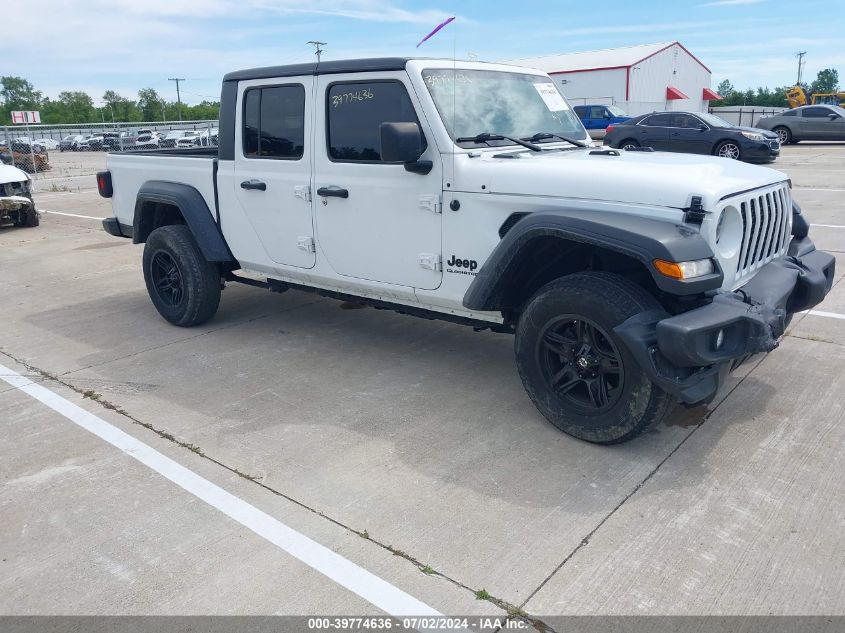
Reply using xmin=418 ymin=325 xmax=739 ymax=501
xmin=715 ymin=140 xmax=741 ymax=160
xmin=514 ymin=272 xmax=673 ymax=444
xmin=143 ymin=225 xmax=221 ymax=327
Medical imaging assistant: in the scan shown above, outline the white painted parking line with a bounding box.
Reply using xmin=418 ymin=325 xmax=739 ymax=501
xmin=42 ymin=210 xmax=103 ymax=220
xmin=802 ymin=309 xmax=845 ymax=321
xmin=0 ymin=362 xmax=441 ymax=619
xmin=793 ymin=187 xmax=845 ymax=192
xmin=810 ymin=224 xmax=845 ymax=229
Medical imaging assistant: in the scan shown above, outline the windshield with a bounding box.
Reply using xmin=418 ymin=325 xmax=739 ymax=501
xmin=697 ymin=113 xmax=733 ymax=128
xmin=607 ymin=105 xmax=627 ymax=117
xmin=422 ymin=68 xmax=587 ymax=147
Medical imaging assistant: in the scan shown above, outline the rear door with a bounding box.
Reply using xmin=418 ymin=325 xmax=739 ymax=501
xmin=668 ymin=113 xmax=711 ymax=155
xmin=313 ymin=72 xmax=443 ymax=290
xmin=635 ymin=113 xmax=672 ymax=150
xmin=232 ymin=77 xmax=315 ymax=267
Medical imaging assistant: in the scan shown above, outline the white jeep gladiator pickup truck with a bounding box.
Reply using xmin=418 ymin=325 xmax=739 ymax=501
xmin=98 ymin=58 xmax=835 ymax=444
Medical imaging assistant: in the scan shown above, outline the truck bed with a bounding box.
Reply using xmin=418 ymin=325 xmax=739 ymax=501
xmin=108 ymin=147 xmax=218 ymax=158
xmin=106 ymin=149 xmax=219 ymax=232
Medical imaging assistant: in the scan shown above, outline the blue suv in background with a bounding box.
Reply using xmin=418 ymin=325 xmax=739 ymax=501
xmin=574 ymin=104 xmax=631 ymax=139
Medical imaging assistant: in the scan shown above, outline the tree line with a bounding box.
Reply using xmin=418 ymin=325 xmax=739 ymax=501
xmin=0 ymin=76 xmax=219 ymax=125
xmin=712 ymin=68 xmax=840 ymax=107
xmin=1 ymin=68 xmax=840 ymax=124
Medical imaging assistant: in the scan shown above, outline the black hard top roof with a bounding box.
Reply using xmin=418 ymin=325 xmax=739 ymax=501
xmin=223 ymin=57 xmax=418 ymax=82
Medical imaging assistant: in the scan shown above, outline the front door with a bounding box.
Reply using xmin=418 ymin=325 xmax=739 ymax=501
xmin=313 ymin=73 xmax=443 ymax=290
xmin=801 ymin=106 xmax=845 ymax=140
xmin=233 ymin=77 xmax=315 ymax=267
xmin=669 ymin=113 xmax=711 ymax=155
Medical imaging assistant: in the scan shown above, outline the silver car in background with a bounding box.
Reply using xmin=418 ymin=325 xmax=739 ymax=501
xmin=757 ymin=105 xmax=845 ymax=144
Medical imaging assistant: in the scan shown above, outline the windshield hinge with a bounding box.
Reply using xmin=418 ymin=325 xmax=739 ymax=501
xmin=684 ymin=196 xmax=707 ymax=224
xmin=419 ymin=195 xmax=441 ymax=214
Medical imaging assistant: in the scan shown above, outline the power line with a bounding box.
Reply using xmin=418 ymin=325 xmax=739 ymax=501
xmin=168 ymin=77 xmax=186 ymax=121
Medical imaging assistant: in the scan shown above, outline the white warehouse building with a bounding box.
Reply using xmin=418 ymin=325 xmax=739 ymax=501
xmin=506 ymin=42 xmax=720 ymax=117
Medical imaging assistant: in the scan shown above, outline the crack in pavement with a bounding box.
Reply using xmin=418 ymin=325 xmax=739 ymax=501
xmin=517 ymin=353 xmax=768 ymax=614
xmin=0 ymin=348 xmax=541 ymax=628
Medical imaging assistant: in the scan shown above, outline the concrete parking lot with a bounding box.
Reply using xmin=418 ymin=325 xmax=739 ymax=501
xmin=2 ymin=146 xmax=844 ymax=624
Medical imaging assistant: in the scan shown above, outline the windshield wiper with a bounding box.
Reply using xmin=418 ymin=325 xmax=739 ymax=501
xmin=455 ymin=132 xmax=541 ymax=152
xmin=521 ymin=132 xmax=588 ymax=148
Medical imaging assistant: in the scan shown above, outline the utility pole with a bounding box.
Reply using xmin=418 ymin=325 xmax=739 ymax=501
xmin=795 ymin=51 xmax=806 ymax=85
xmin=168 ymin=77 xmax=185 ymax=121
xmin=308 ymin=41 xmax=326 ymax=63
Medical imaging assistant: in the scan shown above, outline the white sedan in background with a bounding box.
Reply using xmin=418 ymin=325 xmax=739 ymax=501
xmin=175 ymin=131 xmax=203 ymax=148
xmin=35 ymin=138 xmax=60 ymax=150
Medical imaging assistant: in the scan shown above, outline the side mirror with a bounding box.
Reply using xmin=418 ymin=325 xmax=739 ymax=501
xmin=698 ymin=124 xmax=708 ymax=131
xmin=380 ymin=122 xmax=431 ymax=174
xmin=829 ymin=113 xmax=840 ymax=120
xmin=380 ymin=122 xmax=422 ymax=163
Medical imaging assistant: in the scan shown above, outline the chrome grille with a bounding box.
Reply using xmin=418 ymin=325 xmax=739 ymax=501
xmin=734 ymin=183 xmax=791 ymax=279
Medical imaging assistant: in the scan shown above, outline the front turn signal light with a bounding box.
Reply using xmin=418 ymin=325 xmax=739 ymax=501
xmin=653 ymin=258 xmax=714 ymax=280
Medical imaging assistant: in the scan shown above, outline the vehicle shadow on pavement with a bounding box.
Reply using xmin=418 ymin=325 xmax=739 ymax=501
xmin=19 ymin=286 xmax=776 ymax=516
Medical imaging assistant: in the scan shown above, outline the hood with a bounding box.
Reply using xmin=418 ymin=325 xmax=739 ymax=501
xmin=734 ymin=125 xmax=778 ymax=139
xmin=463 ymin=147 xmax=787 ymax=210
xmin=0 ymin=164 xmax=29 ymax=185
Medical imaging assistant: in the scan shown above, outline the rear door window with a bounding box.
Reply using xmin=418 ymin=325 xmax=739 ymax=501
xmin=640 ymin=113 xmax=671 ymax=127
xmin=242 ymin=84 xmax=306 ymax=159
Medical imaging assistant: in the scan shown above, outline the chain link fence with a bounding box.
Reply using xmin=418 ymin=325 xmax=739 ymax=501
xmin=1 ymin=120 xmax=219 ymax=174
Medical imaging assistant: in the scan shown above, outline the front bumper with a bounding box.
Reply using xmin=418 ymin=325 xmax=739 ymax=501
xmin=616 ymin=238 xmax=835 ymax=404
xmin=742 ymin=138 xmax=780 ymax=162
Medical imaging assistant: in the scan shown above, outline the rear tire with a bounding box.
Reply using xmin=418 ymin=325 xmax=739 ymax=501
xmin=514 ymin=272 xmax=673 ymax=444
xmin=143 ymin=225 xmax=221 ymax=327
xmin=620 ymin=139 xmax=640 ymax=150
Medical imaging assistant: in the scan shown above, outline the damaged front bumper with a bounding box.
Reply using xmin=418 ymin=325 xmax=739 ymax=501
xmin=616 ymin=237 xmax=836 ymax=404
xmin=0 ymin=194 xmax=36 ymax=223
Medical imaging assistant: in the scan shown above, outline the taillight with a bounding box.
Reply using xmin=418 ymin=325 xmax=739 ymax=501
xmin=96 ymin=170 xmax=113 ymax=198
xmin=605 ymin=124 xmax=614 ymax=134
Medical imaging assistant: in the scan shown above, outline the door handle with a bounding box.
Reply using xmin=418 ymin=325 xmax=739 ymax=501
xmin=317 ymin=186 xmax=349 ymax=199
xmin=240 ymin=179 xmax=266 ymax=191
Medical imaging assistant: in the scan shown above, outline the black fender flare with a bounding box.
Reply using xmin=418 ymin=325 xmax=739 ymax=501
xmin=133 ymin=180 xmax=234 ymax=262
xmin=462 ymin=209 xmax=722 ymax=311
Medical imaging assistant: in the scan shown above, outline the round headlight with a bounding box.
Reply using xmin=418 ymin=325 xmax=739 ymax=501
xmin=715 ymin=206 xmax=743 ymax=259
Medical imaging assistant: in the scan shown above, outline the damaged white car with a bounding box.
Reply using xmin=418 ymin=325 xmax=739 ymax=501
xmin=0 ymin=163 xmax=39 ymax=227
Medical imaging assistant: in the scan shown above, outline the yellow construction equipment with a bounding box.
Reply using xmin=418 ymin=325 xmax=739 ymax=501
xmin=786 ymin=85 xmax=845 ymax=108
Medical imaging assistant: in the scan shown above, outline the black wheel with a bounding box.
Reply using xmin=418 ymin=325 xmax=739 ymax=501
xmin=620 ymin=139 xmax=640 ymax=150
xmin=514 ymin=272 xmax=673 ymax=444
xmin=143 ymin=225 xmax=221 ymax=326
xmin=23 ymin=209 xmax=39 ymax=227
xmin=715 ymin=140 xmax=741 ymax=160
xmin=773 ymin=126 xmax=792 ymax=145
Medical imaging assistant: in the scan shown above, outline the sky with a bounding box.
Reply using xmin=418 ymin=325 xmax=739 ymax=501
xmin=3 ymin=0 xmax=842 ymax=106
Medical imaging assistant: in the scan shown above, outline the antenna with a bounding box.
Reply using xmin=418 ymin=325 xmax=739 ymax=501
xmin=795 ymin=51 xmax=806 ymax=85
xmin=308 ymin=41 xmax=326 ymax=62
